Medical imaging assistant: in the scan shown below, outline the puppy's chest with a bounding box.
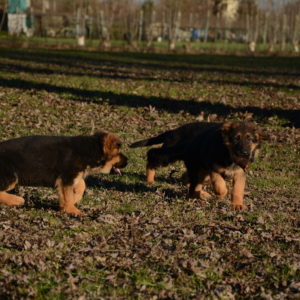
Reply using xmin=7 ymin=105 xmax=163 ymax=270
xmin=213 ymin=163 xmax=241 ymax=179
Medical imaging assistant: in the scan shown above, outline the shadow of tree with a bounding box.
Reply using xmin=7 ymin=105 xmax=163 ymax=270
xmin=1 ymin=48 xmax=300 ymax=78
xmin=0 ymin=77 xmax=299 ymax=127
xmin=1 ymin=61 xmax=300 ymax=90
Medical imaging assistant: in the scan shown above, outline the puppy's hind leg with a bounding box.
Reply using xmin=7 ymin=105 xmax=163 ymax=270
xmin=146 ymin=146 xmax=180 ymax=183
xmin=146 ymin=165 xmax=156 ymax=183
xmin=146 ymin=149 xmax=159 ymax=183
xmin=0 ymin=175 xmax=25 ymax=206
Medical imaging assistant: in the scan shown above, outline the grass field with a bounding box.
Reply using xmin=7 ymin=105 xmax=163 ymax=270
xmin=0 ymin=34 xmax=297 ymax=53
xmin=0 ymin=47 xmax=299 ymax=299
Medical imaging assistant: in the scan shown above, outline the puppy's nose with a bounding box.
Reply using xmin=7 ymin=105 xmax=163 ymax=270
xmin=239 ymin=150 xmax=250 ymax=157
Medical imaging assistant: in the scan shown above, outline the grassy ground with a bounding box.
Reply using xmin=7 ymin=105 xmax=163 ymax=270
xmin=0 ymin=34 xmax=297 ymax=54
xmin=0 ymin=47 xmax=299 ymax=299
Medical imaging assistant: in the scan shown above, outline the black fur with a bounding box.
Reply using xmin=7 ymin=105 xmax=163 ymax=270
xmin=182 ymin=124 xmax=233 ymax=183
xmin=157 ymin=121 xmax=262 ymax=210
xmin=0 ymin=132 xmax=127 ymax=189
xmin=130 ymin=122 xmax=217 ymax=177
xmin=130 ymin=122 xmax=214 ymax=149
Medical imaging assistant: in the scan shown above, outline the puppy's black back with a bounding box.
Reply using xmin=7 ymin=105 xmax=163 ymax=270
xmin=130 ymin=122 xmax=215 ymax=148
xmin=0 ymin=135 xmax=104 ymax=187
xmin=183 ymin=124 xmax=232 ymax=171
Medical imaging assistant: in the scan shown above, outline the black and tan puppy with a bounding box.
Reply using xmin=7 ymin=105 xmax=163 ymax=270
xmin=130 ymin=122 xmax=214 ymax=183
xmin=0 ymin=131 xmax=127 ymax=215
xmin=154 ymin=121 xmax=261 ymax=210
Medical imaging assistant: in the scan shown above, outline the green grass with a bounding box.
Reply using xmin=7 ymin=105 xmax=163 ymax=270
xmin=0 ymin=45 xmax=299 ymax=299
xmin=0 ymin=34 xmax=297 ymax=54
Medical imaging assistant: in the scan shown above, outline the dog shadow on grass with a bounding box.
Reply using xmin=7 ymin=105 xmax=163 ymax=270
xmin=21 ymin=191 xmax=60 ymax=212
xmin=86 ymin=174 xmax=186 ymax=202
xmin=14 ymin=173 xmax=183 ymax=213
xmin=86 ymin=175 xmax=156 ymax=194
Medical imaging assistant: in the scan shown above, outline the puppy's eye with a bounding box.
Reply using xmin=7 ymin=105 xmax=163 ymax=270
xmin=234 ymin=135 xmax=240 ymax=142
xmin=247 ymin=135 xmax=254 ymax=142
xmin=99 ymin=160 xmax=105 ymax=166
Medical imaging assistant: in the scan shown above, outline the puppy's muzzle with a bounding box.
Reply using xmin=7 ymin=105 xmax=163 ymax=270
xmin=114 ymin=153 xmax=128 ymax=169
xmin=110 ymin=153 xmax=128 ymax=175
xmin=235 ymin=149 xmax=251 ymax=159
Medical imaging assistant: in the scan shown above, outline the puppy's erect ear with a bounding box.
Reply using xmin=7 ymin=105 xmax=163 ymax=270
xmin=221 ymin=121 xmax=233 ymax=133
xmin=103 ymin=133 xmax=121 ymax=156
xmin=221 ymin=122 xmax=233 ymax=144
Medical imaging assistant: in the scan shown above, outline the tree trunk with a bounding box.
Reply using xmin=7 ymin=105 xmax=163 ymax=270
xmin=146 ymin=9 xmax=156 ymax=47
xmin=204 ymin=0 xmax=211 ymax=43
xmin=216 ymin=12 xmax=220 ymax=41
xmin=168 ymin=10 xmax=181 ymax=51
xmin=76 ymin=2 xmax=85 ymax=46
xmin=280 ymin=14 xmax=287 ymax=51
xmin=292 ymin=14 xmax=300 ymax=53
xmin=246 ymin=13 xmax=250 ymax=43
xmin=99 ymin=10 xmax=111 ymax=48
xmin=138 ymin=9 xmax=143 ymax=42
xmin=269 ymin=14 xmax=279 ymax=52
xmin=0 ymin=2 xmax=7 ymax=32
xmin=263 ymin=12 xmax=269 ymax=45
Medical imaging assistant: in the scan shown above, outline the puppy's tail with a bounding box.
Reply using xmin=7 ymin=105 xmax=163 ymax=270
xmin=130 ymin=131 xmax=170 ymax=148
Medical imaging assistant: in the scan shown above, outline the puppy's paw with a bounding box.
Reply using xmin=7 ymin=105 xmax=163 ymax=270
xmin=10 ymin=196 xmax=25 ymax=206
xmin=216 ymin=190 xmax=228 ymax=199
xmin=146 ymin=179 xmax=155 ymax=184
xmin=200 ymin=191 xmax=213 ymax=200
xmin=0 ymin=194 xmax=25 ymax=206
xmin=232 ymin=203 xmax=246 ymax=210
xmin=189 ymin=190 xmax=212 ymax=200
xmin=62 ymin=207 xmax=82 ymax=216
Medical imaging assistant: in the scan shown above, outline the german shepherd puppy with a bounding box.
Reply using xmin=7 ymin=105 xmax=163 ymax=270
xmin=151 ymin=121 xmax=261 ymax=210
xmin=0 ymin=131 xmax=127 ymax=215
xmin=130 ymin=122 xmax=214 ymax=183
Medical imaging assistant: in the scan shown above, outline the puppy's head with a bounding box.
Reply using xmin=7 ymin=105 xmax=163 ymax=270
xmin=221 ymin=121 xmax=262 ymax=169
xmin=97 ymin=131 xmax=128 ymax=174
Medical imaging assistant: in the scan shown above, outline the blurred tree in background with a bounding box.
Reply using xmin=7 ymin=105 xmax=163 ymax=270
xmin=0 ymin=0 xmax=299 ymax=52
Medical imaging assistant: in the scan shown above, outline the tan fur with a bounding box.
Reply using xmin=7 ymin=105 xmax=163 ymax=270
xmin=0 ymin=192 xmax=25 ymax=206
xmin=100 ymin=154 xmax=122 ymax=174
xmin=188 ymin=121 xmax=261 ymax=210
xmin=0 ymin=132 xmax=127 ymax=215
xmin=55 ymin=172 xmax=88 ymax=214
xmin=146 ymin=168 xmax=156 ymax=183
xmin=0 ymin=179 xmax=24 ymax=206
xmin=73 ymin=179 xmax=86 ymax=204
xmin=210 ymin=172 xmax=228 ymax=198
xmin=103 ymin=133 xmax=120 ymax=156
xmin=6 ymin=178 xmax=18 ymax=191
xmin=231 ymin=168 xmax=246 ymax=210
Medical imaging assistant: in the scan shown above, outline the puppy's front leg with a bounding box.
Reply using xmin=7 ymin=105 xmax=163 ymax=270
xmin=61 ymin=185 xmax=82 ymax=215
xmin=73 ymin=179 xmax=86 ymax=204
xmin=56 ymin=178 xmax=81 ymax=215
xmin=231 ymin=168 xmax=246 ymax=210
xmin=188 ymin=170 xmax=212 ymax=200
xmin=210 ymin=172 xmax=228 ymax=198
